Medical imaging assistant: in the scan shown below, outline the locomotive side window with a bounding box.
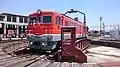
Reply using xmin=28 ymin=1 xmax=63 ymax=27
xmin=56 ymin=16 xmax=60 ymax=26
xmin=29 ymin=17 xmax=36 ymax=23
xmin=43 ymin=16 xmax=52 ymax=23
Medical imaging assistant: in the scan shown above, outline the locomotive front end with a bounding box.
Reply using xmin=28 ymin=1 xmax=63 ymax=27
xmin=27 ymin=10 xmax=59 ymax=53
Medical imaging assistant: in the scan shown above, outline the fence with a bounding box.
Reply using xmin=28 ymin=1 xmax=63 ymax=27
xmin=88 ymin=24 xmax=120 ymax=40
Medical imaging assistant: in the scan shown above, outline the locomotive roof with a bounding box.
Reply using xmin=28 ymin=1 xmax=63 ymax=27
xmin=29 ymin=11 xmax=83 ymax=23
xmin=1 ymin=13 xmax=28 ymax=17
xmin=29 ymin=11 xmax=53 ymax=16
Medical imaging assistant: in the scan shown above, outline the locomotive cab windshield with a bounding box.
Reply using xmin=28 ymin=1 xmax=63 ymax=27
xmin=29 ymin=17 xmax=36 ymax=23
xmin=43 ymin=16 xmax=52 ymax=23
xmin=29 ymin=16 xmax=52 ymax=24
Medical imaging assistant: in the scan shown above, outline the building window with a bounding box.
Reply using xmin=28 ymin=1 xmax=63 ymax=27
xmin=56 ymin=16 xmax=60 ymax=26
xmin=24 ymin=18 xmax=28 ymax=23
xmin=12 ymin=16 xmax=16 ymax=22
xmin=15 ymin=25 xmax=16 ymax=28
xmin=13 ymin=25 xmax=15 ymax=28
xmin=7 ymin=16 xmax=11 ymax=22
xmin=8 ymin=24 xmax=13 ymax=28
xmin=0 ymin=17 xmax=3 ymax=21
xmin=21 ymin=26 xmax=23 ymax=29
xmin=0 ymin=16 xmax=5 ymax=21
xmin=7 ymin=24 xmax=8 ymax=28
xmin=0 ymin=23 xmax=2 ymax=28
xmin=19 ymin=17 xmax=23 ymax=23
xmin=25 ymin=26 xmax=27 ymax=29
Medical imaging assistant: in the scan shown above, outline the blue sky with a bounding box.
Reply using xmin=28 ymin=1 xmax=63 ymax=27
xmin=1 ymin=0 xmax=120 ymax=27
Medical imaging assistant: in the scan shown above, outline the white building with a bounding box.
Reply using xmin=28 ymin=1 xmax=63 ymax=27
xmin=0 ymin=13 xmax=28 ymax=38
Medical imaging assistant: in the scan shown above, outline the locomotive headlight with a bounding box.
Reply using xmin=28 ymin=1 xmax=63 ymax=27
xmin=30 ymin=42 xmax=33 ymax=45
xmin=42 ymin=43 xmax=47 ymax=46
xmin=37 ymin=9 xmax=41 ymax=14
xmin=42 ymin=43 xmax=45 ymax=45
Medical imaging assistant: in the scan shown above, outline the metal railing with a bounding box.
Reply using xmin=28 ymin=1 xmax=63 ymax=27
xmin=3 ymin=42 xmax=28 ymax=55
xmin=76 ymin=38 xmax=91 ymax=51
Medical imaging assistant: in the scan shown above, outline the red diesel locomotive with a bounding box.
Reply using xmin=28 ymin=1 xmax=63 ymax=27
xmin=27 ymin=9 xmax=88 ymax=53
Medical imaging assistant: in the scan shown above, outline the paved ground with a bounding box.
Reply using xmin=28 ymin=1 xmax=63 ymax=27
xmin=87 ymin=46 xmax=120 ymax=63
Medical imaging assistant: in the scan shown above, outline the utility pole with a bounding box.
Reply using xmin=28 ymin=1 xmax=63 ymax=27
xmin=103 ymin=22 xmax=105 ymax=38
xmin=100 ymin=17 xmax=102 ymax=36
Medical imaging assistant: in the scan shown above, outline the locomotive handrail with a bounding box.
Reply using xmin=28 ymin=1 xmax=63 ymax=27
xmin=76 ymin=38 xmax=90 ymax=51
xmin=64 ymin=9 xmax=86 ymax=24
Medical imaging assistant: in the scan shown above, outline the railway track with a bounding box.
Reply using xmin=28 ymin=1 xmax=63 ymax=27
xmin=0 ymin=41 xmax=101 ymax=67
